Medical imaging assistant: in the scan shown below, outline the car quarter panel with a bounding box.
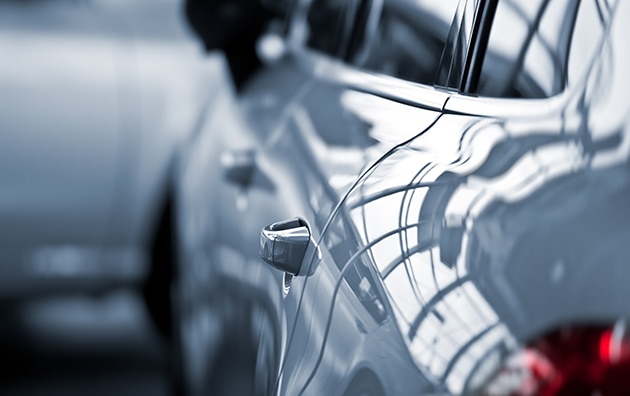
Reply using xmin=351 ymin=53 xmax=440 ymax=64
xmin=300 ymin=1 xmax=630 ymax=390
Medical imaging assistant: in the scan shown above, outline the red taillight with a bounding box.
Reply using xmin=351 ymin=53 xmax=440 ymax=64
xmin=483 ymin=324 xmax=630 ymax=396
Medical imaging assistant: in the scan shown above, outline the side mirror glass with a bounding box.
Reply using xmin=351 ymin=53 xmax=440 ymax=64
xmin=259 ymin=218 xmax=310 ymax=275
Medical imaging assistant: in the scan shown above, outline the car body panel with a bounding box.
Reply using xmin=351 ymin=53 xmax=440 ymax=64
xmin=176 ymin=0 xmax=630 ymax=394
xmin=176 ymin=51 xmax=447 ymax=393
xmin=0 ymin=0 xmax=215 ymax=297
xmin=0 ymin=0 xmax=123 ymax=294
xmin=294 ymin=0 xmax=630 ymax=393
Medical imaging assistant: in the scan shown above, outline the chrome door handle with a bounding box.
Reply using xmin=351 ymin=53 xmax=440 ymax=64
xmin=220 ymin=149 xmax=256 ymax=186
xmin=260 ymin=218 xmax=311 ymax=276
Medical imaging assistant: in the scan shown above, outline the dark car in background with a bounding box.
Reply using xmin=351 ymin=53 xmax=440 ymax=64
xmin=171 ymin=0 xmax=630 ymax=394
xmin=0 ymin=0 xmax=221 ymax=336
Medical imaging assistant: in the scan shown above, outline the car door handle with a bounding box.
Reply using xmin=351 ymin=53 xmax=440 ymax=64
xmin=260 ymin=218 xmax=311 ymax=276
xmin=356 ymin=319 xmax=368 ymax=334
xmin=220 ymin=149 xmax=256 ymax=186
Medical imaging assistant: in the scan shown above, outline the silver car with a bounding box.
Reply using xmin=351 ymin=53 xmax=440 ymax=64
xmin=174 ymin=0 xmax=630 ymax=394
xmin=0 ymin=0 xmax=220 ymax=336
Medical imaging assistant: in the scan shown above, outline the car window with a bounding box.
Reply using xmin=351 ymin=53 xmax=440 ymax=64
xmin=475 ymin=0 xmax=609 ymax=98
xmin=302 ymin=0 xmax=460 ymax=85
xmin=566 ymin=0 xmax=607 ymax=86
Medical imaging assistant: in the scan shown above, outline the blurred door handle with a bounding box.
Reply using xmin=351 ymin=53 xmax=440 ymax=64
xmin=356 ymin=319 xmax=368 ymax=334
xmin=220 ymin=149 xmax=256 ymax=186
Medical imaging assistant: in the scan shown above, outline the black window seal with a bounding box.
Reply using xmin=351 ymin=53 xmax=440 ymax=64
xmin=460 ymin=0 xmax=499 ymax=93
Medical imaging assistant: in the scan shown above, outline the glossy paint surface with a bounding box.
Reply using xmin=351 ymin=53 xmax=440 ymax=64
xmin=294 ymin=1 xmax=630 ymax=394
xmin=176 ymin=0 xmax=630 ymax=394
xmin=176 ymin=51 xmax=445 ymax=394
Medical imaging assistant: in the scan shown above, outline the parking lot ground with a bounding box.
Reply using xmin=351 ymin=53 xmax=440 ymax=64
xmin=0 ymin=290 xmax=168 ymax=396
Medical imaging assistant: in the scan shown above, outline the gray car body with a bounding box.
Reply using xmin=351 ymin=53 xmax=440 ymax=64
xmin=0 ymin=0 xmax=217 ymax=297
xmin=176 ymin=0 xmax=630 ymax=394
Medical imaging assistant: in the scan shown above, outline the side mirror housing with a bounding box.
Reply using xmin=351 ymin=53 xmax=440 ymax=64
xmin=259 ymin=218 xmax=310 ymax=275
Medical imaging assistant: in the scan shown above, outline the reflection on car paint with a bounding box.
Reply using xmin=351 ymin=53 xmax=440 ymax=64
xmin=176 ymin=0 xmax=630 ymax=394
xmin=308 ymin=20 xmax=630 ymax=391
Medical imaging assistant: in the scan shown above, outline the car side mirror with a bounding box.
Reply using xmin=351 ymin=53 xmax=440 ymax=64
xmin=259 ymin=218 xmax=310 ymax=276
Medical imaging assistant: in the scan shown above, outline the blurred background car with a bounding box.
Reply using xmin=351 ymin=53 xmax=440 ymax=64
xmin=175 ymin=0 xmax=630 ymax=395
xmin=0 ymin=0 xmax=223 ymax=343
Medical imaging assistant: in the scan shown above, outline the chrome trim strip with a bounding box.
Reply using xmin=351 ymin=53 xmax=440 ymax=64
xmin=443 ymin=89 xmax=571 ymax=118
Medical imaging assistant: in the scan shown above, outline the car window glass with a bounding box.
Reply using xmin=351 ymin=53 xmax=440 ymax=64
xmin=476 ymin=0 xmax=607 ymax=98
xmin=303 ymin=0 xmax=460 ymax=85
xmin=303 ymin=0 xmax=352 ymax=58
xmin=567 ymin=0 xmax=607 ymax=86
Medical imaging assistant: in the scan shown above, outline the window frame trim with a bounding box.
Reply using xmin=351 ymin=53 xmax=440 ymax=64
xmin=281 ymin=0 xmax=591 ymax=119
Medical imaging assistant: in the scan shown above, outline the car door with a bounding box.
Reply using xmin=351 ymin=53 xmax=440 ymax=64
xmin=0 ymin=0 xmax=123 ymax=291
xmin=177 ymin=0 xmax=456 ymax=393
xmin=266 ymin=0 xmax=475 ymax=394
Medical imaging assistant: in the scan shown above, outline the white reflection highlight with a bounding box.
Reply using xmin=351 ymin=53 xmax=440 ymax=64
xmin=466 ymin=141 xmax=585 ymax=210
xmin=340 ymin=91 xmax=435 ymax=144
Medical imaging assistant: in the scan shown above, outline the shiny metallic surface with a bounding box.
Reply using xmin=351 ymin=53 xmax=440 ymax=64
xmin=174 ymin=0 xmax=630 ymax=395
xmin=260 ymin=218 xmax=310 ymax=275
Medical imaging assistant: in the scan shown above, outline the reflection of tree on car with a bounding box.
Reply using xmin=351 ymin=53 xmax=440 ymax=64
xmin=175 ymin=0 xmax=630 ymax=395
xmin=475 ymin=0 xmax=596 ymax=98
